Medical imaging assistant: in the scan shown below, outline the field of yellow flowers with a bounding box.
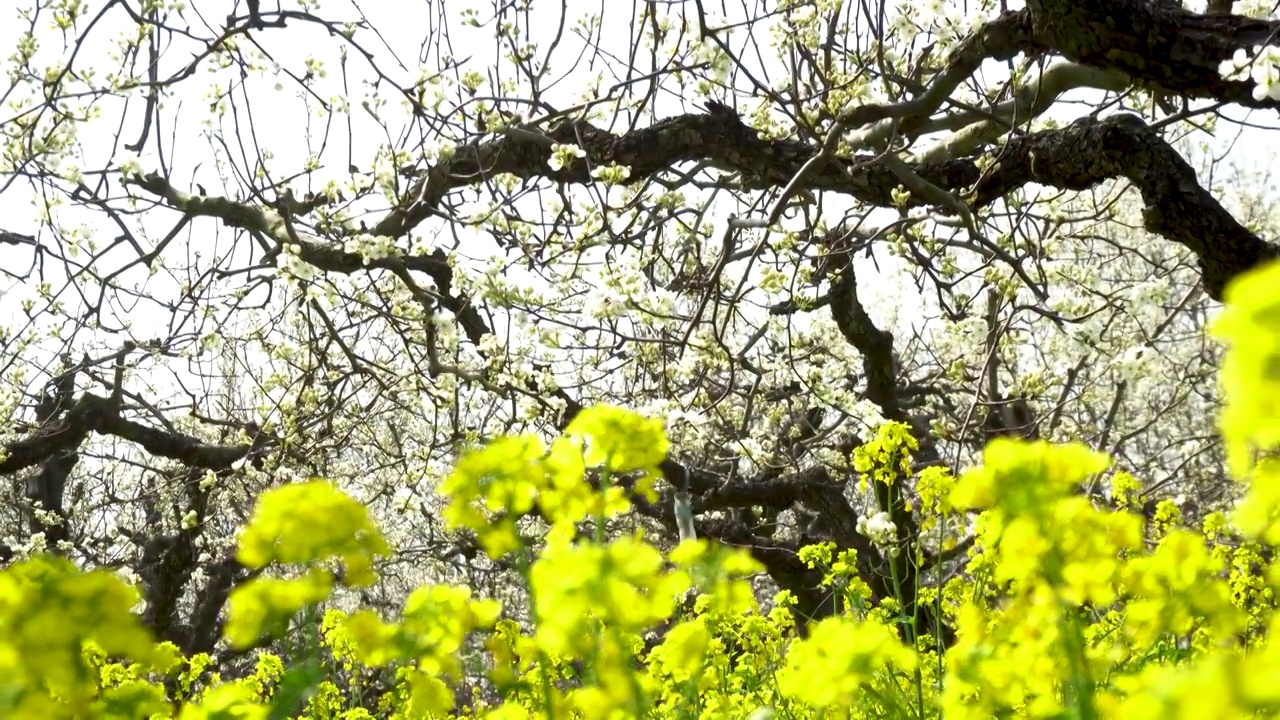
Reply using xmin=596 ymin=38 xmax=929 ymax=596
xmin=6 ymin=261 xmax=1280 ymax=718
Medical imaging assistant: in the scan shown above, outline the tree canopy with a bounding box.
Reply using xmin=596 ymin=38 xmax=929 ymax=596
xmin=3 ymin=0 xmax=1280 ymax=658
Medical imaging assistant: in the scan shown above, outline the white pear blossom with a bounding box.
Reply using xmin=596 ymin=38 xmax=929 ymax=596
xmin=115 ymin=566 xmax=141 ymax=587
xmin=849 ymin=399 xmax=889 ymax=442
xmin=856 ymin=510 xmax=897 ymax=547
xmin=1112 ymin=345 xmax=1153 ymax=384
xmin=1219 ymin=45 xmax=1280 ymax=101
xmin=32 ymin=507 xmax=62 ymax=527
xmin=1250 ymin=46 xmax=1280 ymax=100
xmin=589 ymin=163 xmax=631 ymax=184
xmin=114 ymin=151 xmax=143 ymax=179
xmin=58 ymin=157 xmax=83 ymax=183
xmin=342 ymin=233 xmax=399 ymax=264
xmin=21 ymin=532 xmax=47 ymax=556
xmin=1220 ymin=47 xmax=1253 ymax=82
xmin=548 ymin=143 xmax=587 ymax=171
xmin=277 ymin=243 xmax=317 ymax=282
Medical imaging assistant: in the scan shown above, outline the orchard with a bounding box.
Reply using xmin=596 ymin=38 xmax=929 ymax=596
xmin=4 ymin=0 xmax=1280 ymax=717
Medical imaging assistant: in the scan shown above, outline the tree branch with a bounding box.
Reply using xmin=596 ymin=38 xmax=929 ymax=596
xmin=1 ymin=393 xmax=263 ymax=475
xmin=1026 ymin=0 xmax=1280 ymax=106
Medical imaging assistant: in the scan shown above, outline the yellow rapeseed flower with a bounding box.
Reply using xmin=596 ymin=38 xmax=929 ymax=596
xmin=777 ymin=615 xmax=917 ymax=709
xmin=0 ymin=555 xmax=164 ymax=712
xmin=565 ymin=404 xmax=669 ymax=479
xmin=236 ymin=479 xmax=390 ymax=587
xmin=223 ymin=567 xmax=333 ymax=649
xmin=1212 ymin=259 xmax=1280 ymax=478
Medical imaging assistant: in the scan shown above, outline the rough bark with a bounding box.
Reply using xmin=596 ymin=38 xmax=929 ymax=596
xmin=2 ymin=392 xmax=264 ymax=475
xmin=1026 ymin=0 xmax=1280 ymax=105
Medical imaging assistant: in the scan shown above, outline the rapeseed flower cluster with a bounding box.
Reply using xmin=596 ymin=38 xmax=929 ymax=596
xmin=0 ymin=556 xmax=177 ymax=717
xmin=236 ymin=479 xmax=390 ymax=583
xmin=226 ymin=480 xmax=391 ymax=649
xmin=777 ymin=615 xmax=918 ymax=710
xmin=852 ymin=420 xmax=917 ymax=489
xmin=439 ymin=405 xmax=667 ymax=560
xmin=531 ymin=534 xmax=690 ymax=657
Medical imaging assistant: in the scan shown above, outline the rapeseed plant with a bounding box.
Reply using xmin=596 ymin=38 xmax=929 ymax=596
xmin=8 ymin=259 xmax=1280 ymax=718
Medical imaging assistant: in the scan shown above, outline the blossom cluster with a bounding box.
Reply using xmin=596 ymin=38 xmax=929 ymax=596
xmin=1219 ymin=44 xmax=1280 ymax=101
